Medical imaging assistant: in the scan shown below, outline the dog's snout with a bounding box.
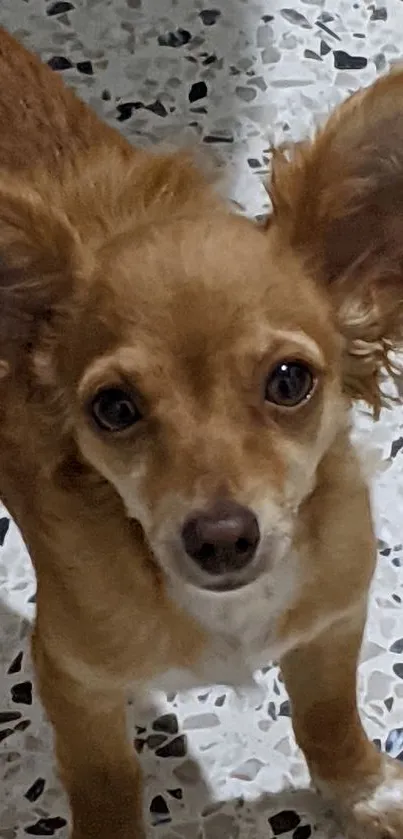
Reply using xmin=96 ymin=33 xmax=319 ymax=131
xmin=181 ymin=501 xmax=260 ymax=575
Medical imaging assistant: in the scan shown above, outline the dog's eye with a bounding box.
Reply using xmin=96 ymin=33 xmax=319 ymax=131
xmin=91 ymin=388 xmax=141 ymax=432
xmin=265 ymin=361 xmax=315 ymax=408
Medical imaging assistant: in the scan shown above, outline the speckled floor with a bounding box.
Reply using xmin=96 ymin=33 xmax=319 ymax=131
xmin=0 ymin=1 xmax=403 ymax=837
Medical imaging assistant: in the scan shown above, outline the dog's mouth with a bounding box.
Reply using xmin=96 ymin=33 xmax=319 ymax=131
xmin=198 ymin=571 xmax=260 ymax=593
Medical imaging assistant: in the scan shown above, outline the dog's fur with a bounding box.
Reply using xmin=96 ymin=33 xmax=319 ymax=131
xmin=1 ymin=26 xmax=403 ymax=839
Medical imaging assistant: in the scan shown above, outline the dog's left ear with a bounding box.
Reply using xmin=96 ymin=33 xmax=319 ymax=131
xmin=270 ymin=70 xmax=403 ymax=413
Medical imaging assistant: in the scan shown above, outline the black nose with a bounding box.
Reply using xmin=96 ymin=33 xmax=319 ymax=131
xmin=181 ymin=501 xmax=260 ymax=575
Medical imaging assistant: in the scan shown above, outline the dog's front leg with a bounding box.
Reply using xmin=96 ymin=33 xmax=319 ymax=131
xmin=33 ymin=632 xmax=144 ymax=839
xmin=281 ymin=607 xmax=403 ymax=839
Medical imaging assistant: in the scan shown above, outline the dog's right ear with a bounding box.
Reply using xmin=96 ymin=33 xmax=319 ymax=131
xmin=0 ymin=176 xmax=88 ymax=368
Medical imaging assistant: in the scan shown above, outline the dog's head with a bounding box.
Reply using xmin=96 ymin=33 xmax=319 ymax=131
xmin=1 ymin=72 xmax=403 ymax=603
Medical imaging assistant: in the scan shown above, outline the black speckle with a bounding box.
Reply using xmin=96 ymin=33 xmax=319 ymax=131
xmin=214 ymin=694 xmax=226 ymax=707
xmin=316 ymin=21 xmax=341 ymax=40
xmin=101 ymin=89 xmax=111 ymax=101
xmin=77 ymin=60 xmax=93 ymax=75
xmin=0 ymin=727 xmax=13 ymax=743
xmin=333 ymin=50 xmax=367 ymax=69
xmin=47 ymin=0 xmax=74 ymax=14
xmin=167 ymin=788 xmax=183 ymax=800
xmin=373 ymin=737 xmax=382 ymax=750
xmin=0 ymin=710 xmax=22 ymax=723
xmin=158 ymin=29 xmax=191 ymax=48
xmin=203 ymin=53 xmax=217 ymax=65
xmin=28 ymin=592 xmax=37 ymax=604
xmin=203 ymin=133 xmax=233 ymax=144
xmin=269 ymin=810 xmax=301 ymax=834
xmin=268 ymin=701 xmax=277 ymax=720
xmin=392 ymin=594 xmax=401 ymax=604
xmin=189 ymin=81 xmax=208 ymax=102
xmin=135 ymin=725 xmax=147 ymax=734
xmin=25 ymin=778 xmax=46 ymax=803
xmin=247 ymin=158 xmax=262 ymax=169
xmin=156 ymin=734 xmax=187 ymax=758
xmin=304 ymin=49 xmax=322 ymax=60
xmin=320 ymin=40 xmax=331 ymax=55
xmin=150 ymin=795 xmax=170 ymax=815
xmin=199 ymin=9 xmax=221 ymax=25
xmin=11 ymin=680 xmax=32 ymax=705
xmin=262 ymin=14 xmax=274 ymax=22
xmin=293 ymin=827 xmax=312 ymax=839
xmin=47 ymin=56 xmax=73 ymax=71
xmin=116 ymin=101 xmax=142 ymax=122
xmin=153 ymin=713 xmax=178 ymax=734
xmin=390 ymin=638 xmax=403 ymax=653
xmin=25 ymin=817 xmax=67 ymax=836
xmin=150 ymin=795 xmax=170 ymax=825
xmin=0 ymin=517 xmax=10 ymax=546
xmin=384 ymin=696 xmax=394 ymax=711
xmin=380 ymin=547 xmax=391 ymax=556
xmin=385 ymin=728 xmax=403 ymax=754
xmin=370 ymin=5 xmax=387 ymax=20
xmin=14 ymin=718 xmax=30 ymax=732
xmin=392 ymin=556 xmax=401 ymax=567
xmin=146 ymin=99 xmax=167 ymax=117
xmin=134 ymin=737 xmax=145 ymax=754
xmin=147 ymin=734 xmax=167 ymax=749
xmin=391 ymin=437 xmax=403 ymax=458
xmin=8 ymin=652 xmax=23 ymax=675
xmin=279 ymin=700 xmax=291 ymax=716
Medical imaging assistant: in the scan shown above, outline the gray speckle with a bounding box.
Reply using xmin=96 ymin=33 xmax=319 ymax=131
xmin=183 ymin=713 xmax=220 ymax=730
xmin=262 ymin=45 xmax=281 ymax=63
xmin=173 ymin=759 xmax=202 ymax=784
xmin=231 ymin=758 xmax=264 ymax=780
xmin=204 ymin=813 xmax=240 ymax=839
xmin=235 ymin=85 xmax=256 ymax=102
xmin=280 ymin=8 xmax=311 ymax=28
xmin=257 ymin=23 xmax=274 ymax=47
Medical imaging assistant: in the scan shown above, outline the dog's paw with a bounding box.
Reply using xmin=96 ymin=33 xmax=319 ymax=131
xmin=342 ymin=757 xmax=403 ymax=839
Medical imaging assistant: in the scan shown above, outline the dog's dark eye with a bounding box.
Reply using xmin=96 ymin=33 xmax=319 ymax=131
xmin=91 ymin=388 xmax=141 ymax=432
xmin=265 ymin=361 xmax=314 ymax=408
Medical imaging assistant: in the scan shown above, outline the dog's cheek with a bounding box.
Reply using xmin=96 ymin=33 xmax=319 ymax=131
xmin=74 ymin=427 xmax=154 ymax=529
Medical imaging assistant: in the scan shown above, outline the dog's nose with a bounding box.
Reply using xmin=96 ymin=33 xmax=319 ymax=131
xmin=181 ymin=501 xmax=260 ymax=575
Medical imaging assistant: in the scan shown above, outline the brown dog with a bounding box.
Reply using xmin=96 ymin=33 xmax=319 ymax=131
xmin=0 ymin=25 xmax=403 ymax=839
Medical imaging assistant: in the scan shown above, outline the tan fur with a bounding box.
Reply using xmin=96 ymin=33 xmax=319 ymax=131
xmin=0 ymin=27 xmax=403 ymax=839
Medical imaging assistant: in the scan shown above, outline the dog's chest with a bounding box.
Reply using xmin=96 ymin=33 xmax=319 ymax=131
xmin=146 ymin=563 xmax=298 ymax=695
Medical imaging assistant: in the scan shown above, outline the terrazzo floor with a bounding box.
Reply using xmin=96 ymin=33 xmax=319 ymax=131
xmin=1 ymin=0 xmax=403 ymax=837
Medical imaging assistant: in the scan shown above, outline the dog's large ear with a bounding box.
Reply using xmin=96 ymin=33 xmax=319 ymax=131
xmin=0 ymin=176 xmax=87 ymax=369
xmin=270 ymin=70 xmax=403 ymax=413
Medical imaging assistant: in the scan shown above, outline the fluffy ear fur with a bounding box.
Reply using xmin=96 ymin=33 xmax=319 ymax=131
xmin=0 ymin=175 xmax=87 ymax=368
xmin=269 ymin=69 xmax=403 ymax=414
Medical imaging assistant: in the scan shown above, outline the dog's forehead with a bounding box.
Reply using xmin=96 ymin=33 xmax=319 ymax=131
xmin=93 ymin=214 xmax=338 ymax=389
xmin=104 ymin=214 xmax=321 ymax=329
